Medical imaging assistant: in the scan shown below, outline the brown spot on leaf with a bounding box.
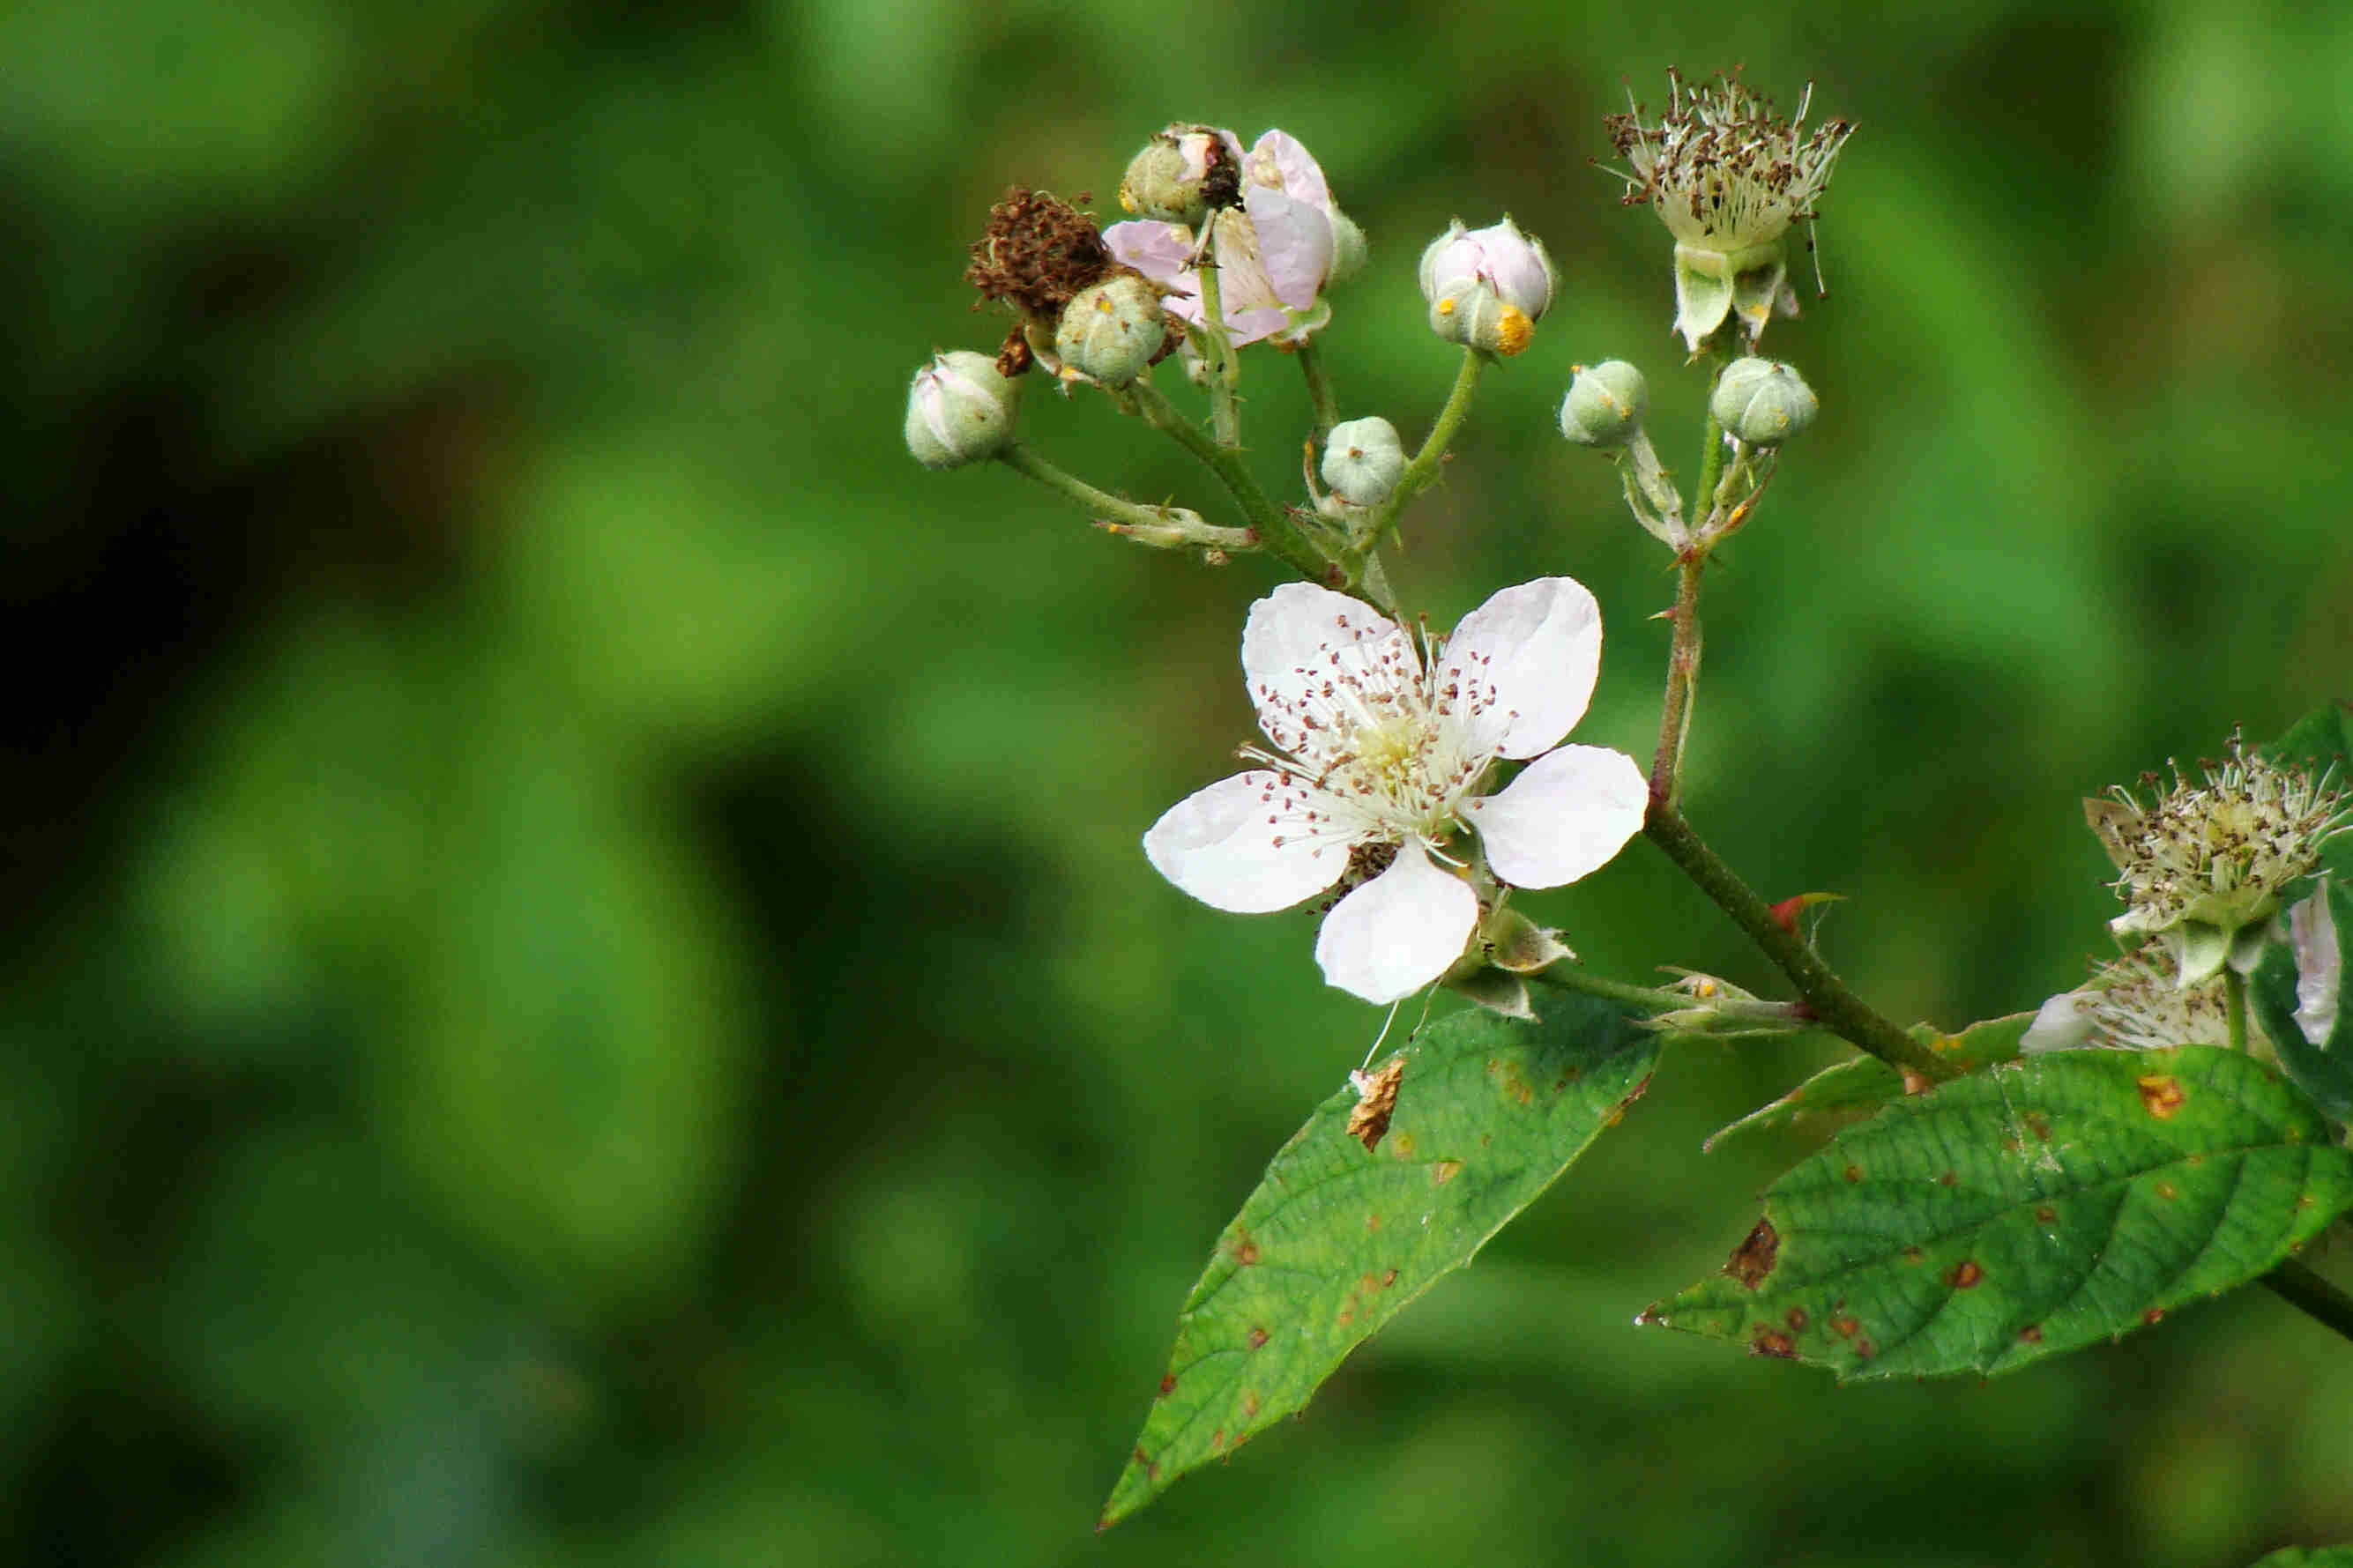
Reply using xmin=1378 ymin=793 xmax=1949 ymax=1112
xmin=1843 ymin=1164 xmax=1864 ymax=1184
xmin=2026 ymin=1114 xmax=2052 ymax=1143
xmin=1134 ymin=1446 xmax=1157 ymax=1478
xmin=1431 ymin=1160 xmax=1463 ymax=1185
xmin=1852 ymin=1337 xmax=1877 ymax=1360
xmin=1232 ymin=1236 xmax=1261 ymax=1267
xmin=1240 ymin=1391 xmax=1261 ymax=1419
xmin=2035 ymin=1205 xmax=2058 ymax=1225
xmin=1902 ymin=1247 xmax=1925 ymax=1265
xmin=1247 ymin=1326 xmax=1269 ymax=1350
xmin=1937 ymin=1170 xmax=1959 ymax=1187
xmin=2142 ymin=1307 xmax=2165 ymax=1325
xmin=1158 ymin=1374 xmax=1176 ymax=1398
xmin=2186 ymin=1152 xmax=2205 ymax=1166
xmin=1494 ymin=1064 xmax=1534 ymax=1105
xmin=1947 ymin=1260 xmax=1984 ymax=1289
xmin=1381 ymin=1268 xmax=1398 ymax=1288
xmin=1828 ymin=1314 xmax=1859 ymax=1339
xmin=1752 ymin=1329 xmax=1797 ymax=1358
xmin=1347 ymin=1057 xmax=1405 ymax=1152
xmin=1724 ymin=1219 xmax=1780 ymax=1289
xmin=2137 ymin=1074 xmax=2186 ymax=1118
xmin=1784 ymin=1307 xmax=1809 ymax=1332
xmin=2019 ymin=1325 xmax=2043 ymax=1344
xmin=1365 ymin=1213 xmax=1382 ymax=1232
xmin=2000 ymin=1137 xmax=2022 ymax=1155
xmin=1389 ymin=1131 xmax=1419 ymax=1158
xmin=1210 ymin=1429 xmax=1225 ymax=1452
xmin=2155 ymin=1180 xmax=2179 ymax=1200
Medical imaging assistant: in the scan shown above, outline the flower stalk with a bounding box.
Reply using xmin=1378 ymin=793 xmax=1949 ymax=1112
xmin=1193 ymin=264 xmax=1243 ymax=447
xmin=1127 ymin=375 xmax=1333 ymax=583
xmin=1643 ymin=802 xmax=1951 ymax=1082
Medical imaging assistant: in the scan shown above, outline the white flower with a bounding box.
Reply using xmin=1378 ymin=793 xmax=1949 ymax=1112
xmin=1143 ymin=577 xmax=1649 ymax=1004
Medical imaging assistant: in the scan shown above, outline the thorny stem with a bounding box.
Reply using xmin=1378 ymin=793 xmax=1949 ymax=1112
xmin=2260 ymin=1260 xmax=2353 ymax=1348
xmin=996 ymin=444 xmax=1250 ymax=547
xmin=2224 ymin=966 xmax=2250 ymax=1053
xmin=1643 ymin=803 xmax=1951 ymax=1083
xmin=1297 ymin=340 xmax=1338 ymax=442
xmin=1193 ymin=266 xmax=1242 ymax=449
xmin=1649 ymin=556 xmax=1704 ymax=806
xmin=1128 ymin=375 xmax=1332 ymax=584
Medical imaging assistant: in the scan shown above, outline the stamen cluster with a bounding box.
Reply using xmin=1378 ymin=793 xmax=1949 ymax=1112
xmin=2091 ymin=732 xmax=2349 ymax=940
xmin=1605 ymin=68 xmax=1851 ymax=255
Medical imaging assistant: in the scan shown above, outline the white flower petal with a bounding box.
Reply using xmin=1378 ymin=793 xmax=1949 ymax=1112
xmin=1103 ymin=220 xmax=1203 ymax=324
xmin=1143 ymin=770 xmax=1351 ymax=913
xmin=1443 ymin=576 xmax=1603 ymax=759
xmin=2021 ymin=989 xmax=2099 ymax=1054
xmin=2292 ymin=881 xmax=2342 ymax=1044
xmin=1240 ymin=583 xmax=1404 ymax=758
xmin=1246 ymin=130 xmax=1330 ymax=214
xmin=1314 ymin=843 xmax=1478 ymax=1003
xmin=1465 ymin=744 xmax=1647 ymax=888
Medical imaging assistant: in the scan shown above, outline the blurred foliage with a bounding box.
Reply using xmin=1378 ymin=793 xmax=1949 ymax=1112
xmin=5 ymin=1 xmax=2352 ymax=1564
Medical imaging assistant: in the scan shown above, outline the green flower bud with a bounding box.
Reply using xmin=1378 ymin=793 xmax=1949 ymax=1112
xmin=1559 ymin=360 xmax=1649 ymax=447
xmin=1054 ymin=271 xmax=1165 ymax=387
xmin=905 ymin=350 xmax=1021 ymax=470
xmin=1325 ymin=209 xmax=1368 ymax=286
xmin=1319 ymin=416 xmax=1405 ymax=506
xmin=1709 ymin=357 xmax=1817 ymax=445
xmin=1118 ymin=123 xmax=1239 ymax=226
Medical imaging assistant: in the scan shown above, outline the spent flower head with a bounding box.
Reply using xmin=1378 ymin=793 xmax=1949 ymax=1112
xmin=1605 ymin=69 xmax=1852 ymax=353
xmin=2023 ymin=945 xmax=2233 ymax=1055
xmin=2086 ymin=732 xmax=2350 ymax=986
xmin=1143 ymin=578 xmax=1648 ymax=1005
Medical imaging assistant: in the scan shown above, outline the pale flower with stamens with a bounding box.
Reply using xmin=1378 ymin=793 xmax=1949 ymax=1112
xmin=1143 ymin=577 xmax=1649 ymax=1004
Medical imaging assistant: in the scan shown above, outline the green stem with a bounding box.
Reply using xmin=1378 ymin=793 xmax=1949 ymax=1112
xmin=1193 ymin=266 xmax=1242 ymax=449
xmin=995 ymin=444 xmax=1228 ymax=539
xmin=1649 ymin=557 xmax=1704 ymax=806
xmin=1691 ymin=405 xmax=1730 ymax=534
xmin=1297 ymin=340 xmax=1338 ymax=442
xmin=1531 ymin=964 xmax=1706 ymax=1014
xmin=1643 ymin=803 xmax=1951 ymax=1083
xmin=1129 ymin=375 xmax=1333 ymax=584
xmin=1359 ymin=548 xmax=1401 ymax=617
xmin=2260 ymin=1260 xmax=2353 ymax=1348
xmin=2224 ymin=967 xmax=2250 ymax=1053
xmin=1393 ymin=348 xmax=1486 ymax=509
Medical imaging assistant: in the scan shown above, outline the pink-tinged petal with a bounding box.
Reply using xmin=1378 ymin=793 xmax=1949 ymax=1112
xmin=1103 ymin=220 xmax=1203 ymax=323
xmin=1443 ymin=576 xmax=1603 ymax=758
xmin=1245 ymin=130 xmax=1330 ymax=214
xmin=1143 ymin=770 xmax=1352 ymax=913
xmin=1242 ymin=186 xmax=1335 ymax=310
xmin=1240 ymin=583 xmax=1405 ymax=757
xmin=2292 ymin=883 xmax=2341 ymax=1044
xmin=1465 ymin=744 xmax=1646 ymax=888
xmin=1314 ymin=843 xmax=1479 ymax=1003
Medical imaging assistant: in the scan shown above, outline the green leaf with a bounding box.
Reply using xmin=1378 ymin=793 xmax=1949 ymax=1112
xmin=2247 ymin=1549 xmax=2353 ymax=1567
xmin=1100 ymin=992 xmax=1657 ymax=1529
xmin=1704 ymin=1013 xmax=2032 ymax=1153
xmin=2250 ymin=875 xmax=2353 ymax=1124
xmin=1645 ymin=1047 xmax=2353 ymax=1379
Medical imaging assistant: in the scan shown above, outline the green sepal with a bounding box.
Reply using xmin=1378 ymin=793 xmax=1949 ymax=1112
xmin=2250 ymin=875 xmax=2353 ymax=1125
xmin=1703 ymin=1013 xmax=2030 ymax=1153
xmin=1648 ymin=1047 xmax=2353 ymax=1379
xmin=1101 ymin=991 xmax=1658 ymax=1528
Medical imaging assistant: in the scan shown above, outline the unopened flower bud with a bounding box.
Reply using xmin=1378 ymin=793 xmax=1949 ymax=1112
xmin=1319 ymin=416 xmax=1405 ymax=506
xmin=1709 ymin=357 xmax=1817 ymax=445
xmin=1325 ymin=209 xmax=1368 ymax=286
xmin=1419 ymin=218 xmax=1554 ymax=356
xmin=1559 ymin=360 xmax=1649 ymax=447
xmin=1054 ymin=271 xmax=1165 ymax=387
xmin=1118 ymin=123 xmax=1240 ymax=226
xmin=905 ymin=350 xmax=1021 ymax=469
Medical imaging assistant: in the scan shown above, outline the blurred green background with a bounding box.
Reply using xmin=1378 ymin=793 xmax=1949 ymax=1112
xmin=7 ymin=1 xmax=2352 ymax=1564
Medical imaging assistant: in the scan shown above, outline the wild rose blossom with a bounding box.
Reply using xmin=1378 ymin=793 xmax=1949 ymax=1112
xmin=1105 ymin=130 xmax=1349 ymax=348
xmin=1143 ymin=578 xmax=1648 ymax=1004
